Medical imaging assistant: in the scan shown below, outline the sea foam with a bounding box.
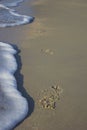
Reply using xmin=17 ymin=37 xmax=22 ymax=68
xmin=0 ymin=42 xmax=28 ymax=130
xmin=0 ymin=4 xmax=34 ymax=27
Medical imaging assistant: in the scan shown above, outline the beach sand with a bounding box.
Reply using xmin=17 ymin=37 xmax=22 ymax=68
xmin=0 ymin=0 xmax=87 ymax=130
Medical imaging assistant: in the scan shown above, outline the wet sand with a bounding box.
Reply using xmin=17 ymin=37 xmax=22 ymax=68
xmin=0 ymin=0 xmax=87 ymax=130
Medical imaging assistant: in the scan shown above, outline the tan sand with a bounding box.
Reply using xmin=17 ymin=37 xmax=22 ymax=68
xmin=0 ymin=0 xmax=87 ymax=130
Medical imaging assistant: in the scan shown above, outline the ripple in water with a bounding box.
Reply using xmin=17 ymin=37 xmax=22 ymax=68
xmin=0 ymin=42 xmax=28 ymax=130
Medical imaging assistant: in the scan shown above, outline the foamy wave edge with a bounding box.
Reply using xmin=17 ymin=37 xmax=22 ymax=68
xmin=0 ymin=4 xmax=34 ymax=27
xmin=0 ymin=42 xmax=28 ymax=130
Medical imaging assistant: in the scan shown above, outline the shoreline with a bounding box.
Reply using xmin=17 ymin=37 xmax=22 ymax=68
xmin=0 ymin=0 xmax=87 ymax=130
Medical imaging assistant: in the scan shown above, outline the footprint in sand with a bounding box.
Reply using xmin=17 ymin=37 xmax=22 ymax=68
xmin=41 ymin=48 xmax=54 ymax=55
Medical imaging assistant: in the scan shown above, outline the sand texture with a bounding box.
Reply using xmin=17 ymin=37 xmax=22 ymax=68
xmin=0 ymin=0 xmax=87 ymax=130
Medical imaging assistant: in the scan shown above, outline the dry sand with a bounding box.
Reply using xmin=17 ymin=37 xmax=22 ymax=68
xmin=0 ymin=0 xmax=87 ymax=130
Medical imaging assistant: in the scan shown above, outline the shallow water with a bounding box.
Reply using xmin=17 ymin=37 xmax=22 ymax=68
xmin=0 ymin=0 xmax=87 ymax=130
xmin=0 ymin=0 xmax=23 ymax=7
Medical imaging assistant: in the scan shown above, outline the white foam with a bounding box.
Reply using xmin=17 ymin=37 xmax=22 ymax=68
xmin=0 ymin=42 xmax=28 ymax=130
xmin=0 ymin=4 xmax=34 ymax=27
xmin=0 ymin=52 xmax=17 ymax=73
xmin=0 ymin=42 xmax=16 ymax=54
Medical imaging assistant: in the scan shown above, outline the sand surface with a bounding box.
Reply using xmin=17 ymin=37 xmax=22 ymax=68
xmin=0 ymin=0 xmax=87 ymax=130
